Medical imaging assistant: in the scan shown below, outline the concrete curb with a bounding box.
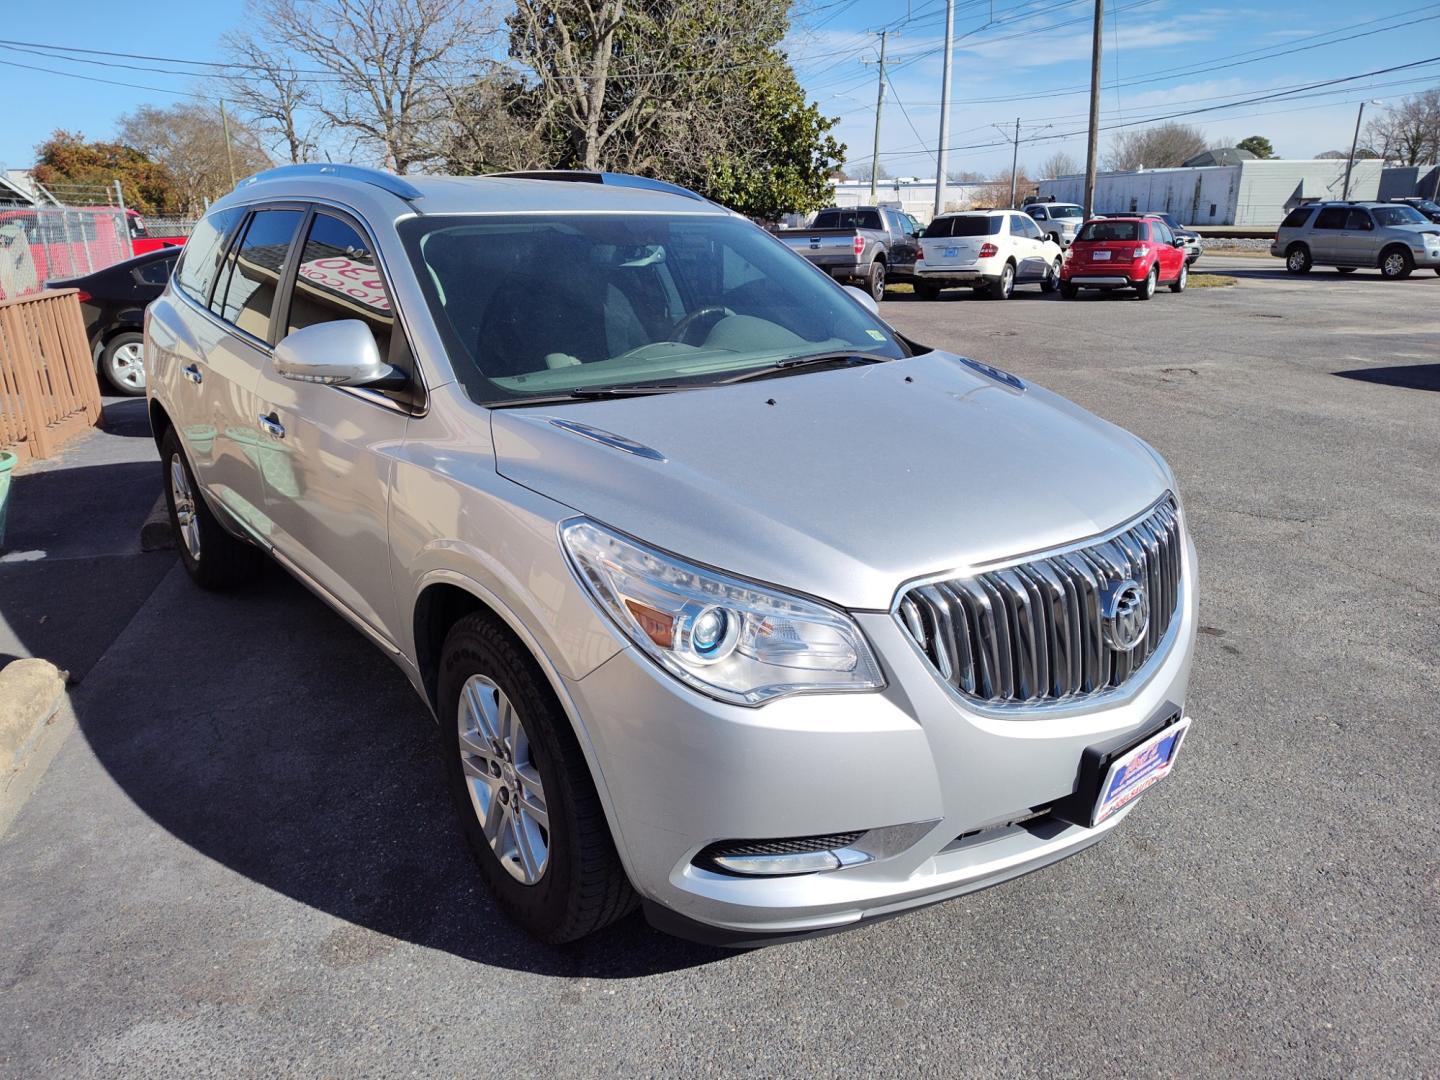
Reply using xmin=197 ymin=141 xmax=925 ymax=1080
xmin=139 ymin=493 xmax=175 ymax=552
xmin=0 ymin=658 xmax=68 ymax=776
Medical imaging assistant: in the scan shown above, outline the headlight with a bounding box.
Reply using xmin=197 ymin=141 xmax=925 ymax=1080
xmin=561 ymin=519 xmax=885 ymax=706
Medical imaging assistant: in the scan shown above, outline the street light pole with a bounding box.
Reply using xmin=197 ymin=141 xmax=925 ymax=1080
xmin=869 ymin=31 xmax=888 ymax=204
xmin=934 ymin=0 xmax=954 ymax=217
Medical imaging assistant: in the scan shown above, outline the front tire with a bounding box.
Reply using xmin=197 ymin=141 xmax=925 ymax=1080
xmin=1040 ymin=258 xmax=1062 ymax=293
xmin=160 ymin=426 xmax=264 ymax=590
xmin=99 ymin=332 xmax=146 ymax=396
xmin=1380 ymin=246 xmax=1413 ymax=279
xmin=1286 ymin=244 xmax=1312 ymax=274
xmin=1136 ymin=264 xmax=1158 ymax=300
xmin=438 ymin=614 xmax=636 ymax=943
xmin=1169 ymin=261 xmax=1188 ymax=293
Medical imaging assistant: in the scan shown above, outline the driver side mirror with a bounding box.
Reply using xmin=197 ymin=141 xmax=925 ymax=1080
xmin=273 ymin=320 xmax=406 ymax=389
xmin=1172 ymin=238 xmax=1186 ymax=247
xmin=843 ymin=284 xmax=880 ymax=316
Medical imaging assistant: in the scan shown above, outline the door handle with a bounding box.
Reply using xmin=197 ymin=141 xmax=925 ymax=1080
xmin=182 ymin=364 xmax=202 ymax=385
xmin=258 ymin=412 xmax=285 ymax=439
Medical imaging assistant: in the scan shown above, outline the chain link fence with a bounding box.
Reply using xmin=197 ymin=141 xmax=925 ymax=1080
xmin=0 ymin=206 xmax=134 ymax=300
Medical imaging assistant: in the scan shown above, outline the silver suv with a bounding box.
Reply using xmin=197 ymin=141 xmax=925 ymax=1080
xmin=146 ymin=164 xmax=1198 ymax=946
xmin=1272 ymin=201 xmax=1440 ymax=278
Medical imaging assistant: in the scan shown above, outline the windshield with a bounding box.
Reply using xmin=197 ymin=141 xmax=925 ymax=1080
xmin=1077 ymin=220 xmax=1140 ymax=242
xmin=401 ymin=213 xmax=909 ymax=404
xmin=1371 ymin=205 xmax=1427 ymax=226
xmin=1049 ymin=205 xmax=1083 ymax=219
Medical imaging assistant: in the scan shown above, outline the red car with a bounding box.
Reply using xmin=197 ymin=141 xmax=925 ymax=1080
xmin=1059 ymin=215 xmax=1188 ymax=300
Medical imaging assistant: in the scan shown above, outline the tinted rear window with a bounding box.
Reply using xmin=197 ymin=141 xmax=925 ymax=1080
xmin=1280 ymin=207 xmax=1315 ymax=229
xmin=928 ymin=216 xmax=1002 ymax=237
xmin=1077 ymin=220 xmax=1140 ymax=242
xmin=812 ymin=210 xmax=882 ymax=230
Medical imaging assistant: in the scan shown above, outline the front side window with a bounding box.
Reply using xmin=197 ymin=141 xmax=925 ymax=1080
xmin=1345 ymin=209 xmax=1374 ymax=231
xmin=1014 ymin=215 xmax=1044 ymax=240
xmin=286 ymin=213 xmax=394 ymax=362
xmin=211 ymin=209 xmax=303 ymax=340
xmin=401 ymin=213 xmax=910 ymax=405
xmin=1030 ymin=207 xmax=1048 ymax=220
xmin=175 ymin=207 xmax=243 ymax=304
xmin=1370 ymin=204 xmax=1425 ymax=226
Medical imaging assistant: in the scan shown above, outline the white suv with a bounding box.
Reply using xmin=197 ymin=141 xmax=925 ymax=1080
xmin=913 ymin=210 xmax=1064 ymax=300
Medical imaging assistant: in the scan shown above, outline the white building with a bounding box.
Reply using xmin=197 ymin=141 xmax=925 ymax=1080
xmin=1037 ymin=158 xmax=1389 ymax=228
xmin=828 ymin=178 xmax=988 ymax=224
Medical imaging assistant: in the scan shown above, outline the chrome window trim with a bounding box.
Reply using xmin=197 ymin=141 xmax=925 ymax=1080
xmin=888 ymin=493 xmax=1185 ymax=719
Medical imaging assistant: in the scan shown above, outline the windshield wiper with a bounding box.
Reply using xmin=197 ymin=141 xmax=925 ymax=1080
xmin=714 ymin=351 xmax=895 ymax=385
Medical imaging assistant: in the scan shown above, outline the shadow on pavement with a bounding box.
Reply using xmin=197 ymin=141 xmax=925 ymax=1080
xmin=67 ymin=560 xmax=730 ymax=979
xmin=99 ymin=396 xmax=155 ymax=437
xmin=1333 ymin=364 xmax=1440 ymax=392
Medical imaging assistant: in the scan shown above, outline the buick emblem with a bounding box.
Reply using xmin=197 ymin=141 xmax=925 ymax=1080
xmin=1101 ymin=579 xmax=1149 ymax=652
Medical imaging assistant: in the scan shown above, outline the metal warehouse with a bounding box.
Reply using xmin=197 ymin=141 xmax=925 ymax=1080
xmin=1038 ymin=159 xmax=1389 ymax=227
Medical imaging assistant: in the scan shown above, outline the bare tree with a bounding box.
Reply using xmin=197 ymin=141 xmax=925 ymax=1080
xmin=117 ymin=103 xmax=271 ymax=213
xmin=1038 ymin=150 xmax=1079 ymax=179
xmin=222 ymin=30 xmax=317 ymax=164
xmin=1363 ymin=90 xmax=1440 ymax=166
xmin=849 ymin=161 xmax=891 ymax=182
xmin=240 ymin=0 xmax=501 ymax=173
xmin=1104 ymin=122 xmax=1208 ymax=171
xmin=975 ymin=166 xmax=1032 ymax=208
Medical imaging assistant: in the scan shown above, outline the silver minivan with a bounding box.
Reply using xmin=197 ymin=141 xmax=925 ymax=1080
xmin=146 ymin=165 xmax=1198 ymax=945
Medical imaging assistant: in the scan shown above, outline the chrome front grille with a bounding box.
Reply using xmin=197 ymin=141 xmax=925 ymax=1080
xmin=896 ymin=496 xmax=1183 ymax=709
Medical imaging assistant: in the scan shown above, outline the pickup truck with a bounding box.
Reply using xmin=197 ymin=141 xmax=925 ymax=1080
xmin=775 ymin=206 xmax=919 ymax=301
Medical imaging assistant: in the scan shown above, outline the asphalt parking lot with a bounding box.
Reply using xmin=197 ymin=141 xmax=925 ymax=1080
xmin=2 ymin=254 xmax=1438 ymax=1077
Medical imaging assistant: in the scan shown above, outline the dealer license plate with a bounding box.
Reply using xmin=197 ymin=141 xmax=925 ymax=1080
xmin=943 ymin=247 xmax=958 ymax=258
xmin=1091 ymin=717 xmax=1191 ymax=826
xmin=1092 ymin=250 xmax=1112 ymax=260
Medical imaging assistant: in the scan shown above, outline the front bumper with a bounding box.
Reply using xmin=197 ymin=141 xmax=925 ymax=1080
xmin=566 ymin=530 xmax=1199 ymax=942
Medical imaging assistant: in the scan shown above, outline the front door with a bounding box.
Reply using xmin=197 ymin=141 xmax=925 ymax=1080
xmin=1309 ymin=206 xmax=1348 ymax=262
xmin=1336 ymin=208 xmax=1377 ymax=266
xmin=251 ymin=208 xmax=412 ymax=646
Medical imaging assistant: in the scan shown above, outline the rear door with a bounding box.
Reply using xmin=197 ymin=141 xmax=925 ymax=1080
xmin=250 ymin=207 xmax=415 ymax=646
xmin=1150 ymin=219 xmax=1183 ymax=280
xmin=883 ymin=208 xmax=918 ymax=273
xmin=1309 ymin=206 xmax=1348 ymax=261
xmin=1009 ymin=213 xmax=1050 ymax=279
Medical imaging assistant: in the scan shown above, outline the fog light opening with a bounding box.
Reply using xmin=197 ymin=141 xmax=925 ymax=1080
xmin=695 ymin=831 xmax=869 ymax=877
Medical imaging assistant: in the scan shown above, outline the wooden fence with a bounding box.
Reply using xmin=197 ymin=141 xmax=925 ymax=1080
xmin=0 ymin=290 xmax=105 ymax=463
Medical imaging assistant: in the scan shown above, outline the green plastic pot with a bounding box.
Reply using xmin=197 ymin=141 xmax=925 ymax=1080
xmin=0 ymin=449 xmax=15 ymax=550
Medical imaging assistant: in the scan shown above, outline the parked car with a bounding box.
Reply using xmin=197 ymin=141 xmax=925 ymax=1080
xmin=1272 ymin=201 xmax=1440 ymax=278
xmin=120 ymin=209 xmax=187 ymax=255
xmin=1145 ymin=212 xmax=1203 ymax=265
xmin=1387 ymin=197 xmax=1440 ymax=224
xmin=1022 ymin=199 xmax=1086 ymax=247
xmin=147 ymin=164 xmax=1198 ymax=946
xmin=775 ymin=205 xmax=918 ymax=301
xmin=47 ymin=247 xmax=178 ymax=395
xmin=1060 ymin=216 xmax=1189 ymax=300
xmin=913 ymin=209 xmax=1064 ymax=300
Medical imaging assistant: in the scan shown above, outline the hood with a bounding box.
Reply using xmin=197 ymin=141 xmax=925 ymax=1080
xmin=492 ymin=351 xmax=1172 ymax=610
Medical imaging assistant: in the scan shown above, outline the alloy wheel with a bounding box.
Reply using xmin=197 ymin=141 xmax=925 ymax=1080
xmin=457 ymin=674 xmax=550 ymax=884
xmin=168 ymin=455 xmax=201 ymax=562
xmin=108 ymin=341 xmax=146 ymax=391
xmin=1383 ymin=252 xmax=1407 ymax=278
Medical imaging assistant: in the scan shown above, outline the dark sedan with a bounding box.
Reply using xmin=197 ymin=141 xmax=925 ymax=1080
xmin=47 ymin=247 xmax=178 ymax=396
xmin=1145 ymin=212 xmax=1203 ymax=265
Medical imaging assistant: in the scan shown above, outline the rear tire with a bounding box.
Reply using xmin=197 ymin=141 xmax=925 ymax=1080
xmin=1059 ymin=280 xmax=1079 ymax=299
xmin=1285 ymin=244 xmax=1312 ymax=274
xmin=866 ymin=260 xmax=887 ymax=301
xmin=1379 ymin=246 xmax=1413 ymax=279
xmin=1040 ymin=258 xmax=1062 ymax=294
xmin=987 ymin=261 xmax=1016 ymax=300
xmin=1136 ymin=264 xmax=1158 ymax=300
xmin=438 ymin=614 xmax=636 ymax=943
xmin=1169 ymin=261 xmax=1188 ymax=293
xmin=160 ymin=426 xmax=264 ymax=591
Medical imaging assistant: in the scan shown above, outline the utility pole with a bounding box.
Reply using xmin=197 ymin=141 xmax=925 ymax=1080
xmin=869 ymin=30 xmax=889 ymax=203
xmin=1342 ymin=100 xmax=1380 ymax=200
xmin=1083 ymin=0 xmax=1104 ymax=218
xmin=934 ymin=0 xmax=954 ymax=217
xmin=1009 ymin=117 xmax=1021 ymax=207
xmin=220 ymin=99 xmax=237 ymax=189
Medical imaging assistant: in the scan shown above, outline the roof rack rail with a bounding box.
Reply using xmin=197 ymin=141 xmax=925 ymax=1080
xmin=486 ymin=169 xmax=709 ymax=203
xmin=237 ymin=163 xmax=424 ymax=201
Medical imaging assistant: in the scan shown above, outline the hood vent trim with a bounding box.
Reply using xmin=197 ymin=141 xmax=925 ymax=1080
xmin=548 ymin=418 xmax=666 ymax=461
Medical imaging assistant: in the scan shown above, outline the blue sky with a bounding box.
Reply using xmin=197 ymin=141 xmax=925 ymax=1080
xmin=2 ymin=0 xmax=1438 ymax=175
